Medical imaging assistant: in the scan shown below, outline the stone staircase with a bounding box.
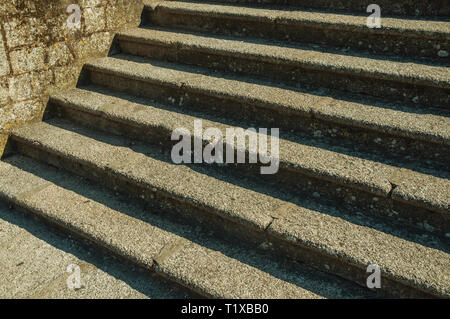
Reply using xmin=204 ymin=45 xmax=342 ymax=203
xmin=1 ymin=0 xmax=449 ymax=298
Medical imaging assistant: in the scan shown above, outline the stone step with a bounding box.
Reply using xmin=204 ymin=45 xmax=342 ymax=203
xmin=0 ymin=200 xmax=192 ymax=299
xmin=144 ymin=1 xmax=450 ymax=60
xmin=7 ymin=120 xmax=450 ymax=297
xmin=114 ymin=30 xmax=450 ymax=109
xmin=81 ymin=55 xmax=450 ymax=167
xmin=168 ymin=0 xmax=450 ymax=17
xmin=46 ymin=86 xmax=450 ymax=236
xmin=0 ymin=155 xmax=375 ymax=299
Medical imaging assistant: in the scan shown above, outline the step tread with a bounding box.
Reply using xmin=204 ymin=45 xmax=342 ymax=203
xmin=150 ymin=1 xmax=450 ymax=37
xmin=9 ymin=120 xmax=450 ymax=297
xmin=50 ymin=87 xmax=450 ymax=214
xmin=0 ymin=201 xmax=191 ymax=298
xmin=86 ymin=55 xmax=450 ymax=146
xmin=0 ymin=155 xmax=375 ymax=299
xmin=117 ymin=27 xmax=450 ymax=88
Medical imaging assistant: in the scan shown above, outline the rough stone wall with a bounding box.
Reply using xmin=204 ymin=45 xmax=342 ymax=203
xmin=0 ymin=0 xmax=144 ymax=154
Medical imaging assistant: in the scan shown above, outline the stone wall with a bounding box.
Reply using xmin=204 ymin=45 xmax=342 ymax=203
xmin=0 ymin=0 xmax=144 ymax=155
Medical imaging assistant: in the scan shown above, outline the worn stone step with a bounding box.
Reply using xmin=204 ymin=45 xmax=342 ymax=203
xmin=46 ymin=86 xmax=450 ymax=238
xmin=0 ymin=155 xmax=375 ymax=299
xmin=81 ymin=55 xmax=450 ymax=162
xmin=115 ymin=30 xmax=450 ymax=109
xmin=144 ymin=1 xmax=450 ymax=60
xmin=170 ymin=0 xmax=450 ymax=17
xmin=0 ymin=201 xmax=192 ymax=299
xmin=6 ymin=120 xmax=450 ymax=297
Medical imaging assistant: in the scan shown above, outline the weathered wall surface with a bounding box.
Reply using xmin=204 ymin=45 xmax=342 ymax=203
xmin=0 ymin=0 xmax=144 ymax=154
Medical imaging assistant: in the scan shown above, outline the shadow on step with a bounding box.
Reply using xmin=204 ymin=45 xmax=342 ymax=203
xmin=0 ymin=201 xmax=195 ymax=299
xmin=5 ymin=155 xmax=375 ymax=299
xmin=14 ymin=119 xmax=450 ymax=255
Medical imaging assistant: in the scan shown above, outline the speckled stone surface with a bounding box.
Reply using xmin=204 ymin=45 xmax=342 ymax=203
xmin=150 ymin=2 xmax=450 ymax=36
xmin=0 ymin=156 xmax=374 ymax=299
xmin=117 ymin=29 xmax=450 ymax=87
xmin=0 ymin=201 xmax=191 ymax=299
xmin=152 ymin=0 xmax=450 ymax=17
xmin=80 ymin=58 xmax=450 ymax=211
xmin=0 ymin=0 xmax=144 ymax=145
xmin=85 ymin=55 xmax=450 ymax=144
xmin=1 ymin=0 xmax=449 ymax=300
xmin=146 ymin=2 xmax=450 ymax=60
xmin=6 ymin=120 xmax=450 ymax=297
xmin=50 ymin=86 xmax=449 ymax=203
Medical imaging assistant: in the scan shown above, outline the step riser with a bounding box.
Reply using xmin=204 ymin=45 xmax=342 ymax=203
xmin=117 ymin=38 xmax=450 ymax=110
xmin=7 ymin=135 xmax=436 ymax=298
xmin=48 ymin=100 xmax=450 ymax=239
xmin=83 ymin=65 xmax=450 ymax=166
xmin=147 ymin=7 xmax=450 ymax=60
xmin=188 ymin=0 xmax=450 ymax=17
